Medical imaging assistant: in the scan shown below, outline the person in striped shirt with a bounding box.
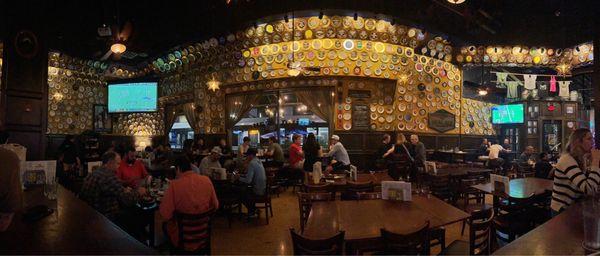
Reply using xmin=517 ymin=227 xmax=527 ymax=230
xmin=551 ymin=128 xmax=600 ymax=215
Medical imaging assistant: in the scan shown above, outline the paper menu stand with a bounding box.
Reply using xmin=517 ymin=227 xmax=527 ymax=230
xmin=490 ymin=174 xmax=510 ymax=194
xmin=312 ymin=161 xmax=322 ymax=184
xmin=382 ymin=181 xmax=412 ymax=201
xmin=349 ymin=165 xmax=358 ymax=181
xmin=23 ymin=160 xmax=57 ymax=186
xmin=425 ymin=161 xmax=437 ymax=174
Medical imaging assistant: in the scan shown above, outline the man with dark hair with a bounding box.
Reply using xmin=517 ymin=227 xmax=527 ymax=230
xmin=58 ymin=135 xmax=81 ymax=174
xmin=0 ymin=130 xmax=23 ymax=231
xmin=375 ymin=134 xmax=392 ymax=163
xmin=264 ymin=136 xmax=284 ymax=167
xmin=80 ymin=151 xmax=146 ymax=221
xmin=535 ymin=152 xmax=553 ymax=179
xmin=117 ymin=147 xmax=149 ymax=188
xmin=160 ymin=155 xmax=219 ymax=251
xmin=237 ymin=148 xmax=266 ymax=217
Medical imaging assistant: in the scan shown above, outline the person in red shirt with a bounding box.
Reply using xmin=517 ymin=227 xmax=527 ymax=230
xmin=160 ymin=155 xmax=219 ymax=252
xmin=117 ymin=147 xmax=149 ymax=188
xmin=289 ymin=134 xmax=304 ymax=169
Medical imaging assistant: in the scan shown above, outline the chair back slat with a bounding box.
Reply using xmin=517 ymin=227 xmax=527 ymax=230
xmin=469 ymin=207 xmax=494 ymax=255
xmin=175 ymin=210 xmax=214 ymax=253
xmin=290 ymin=228 xmax=345 ymax=255
xmin=380 ymin=221 xmax=430 ymax=255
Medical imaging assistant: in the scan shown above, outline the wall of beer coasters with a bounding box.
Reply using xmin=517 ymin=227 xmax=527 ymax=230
xmin=112 ymin=112 xmax=165 ymax=136
xmin=460 ymin=98 xmax=496 ymax=136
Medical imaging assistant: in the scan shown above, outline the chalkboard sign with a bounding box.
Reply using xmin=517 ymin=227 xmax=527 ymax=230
xmin=352 ymin=102 xmax=370 ymax=130
xmin=428 ymin=109 xmax=455 ymax=133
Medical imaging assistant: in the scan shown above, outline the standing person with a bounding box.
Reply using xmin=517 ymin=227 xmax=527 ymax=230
xmin=79 ymin=152 xmax=146 ymax=221
xmin=409 ymin=134 xmax=427 ymax=167
xmin=159 ymin=155 xmax=219 ymax=252
xmin=0 ymin=130 xmax=23 ymax=232
xmin=289 ymin=134 xmax=304 ymax=170
xmin=375 ymin=134 xmax=392 ymax=169
xmin=384 ymin=134 xmax=414 ymax=180
xmin=237 ymin=148 xmax=266 ymax=217
xmin=264 ymin=137 xmax=284 ymax=167
xmin=324 ymin=135 xmax=351 ymax=173
xmin=302 ymin=133 xmax=323 ymax=173
xmin=117 ymin=147 xmax=150 ymax=188
xmin=58 ymin=135 xmax=81 ymax=175
xmin=551 ymin=128 xmax=600 ymax=215
xmin=535 ymin=152 xmax=553 ymax=179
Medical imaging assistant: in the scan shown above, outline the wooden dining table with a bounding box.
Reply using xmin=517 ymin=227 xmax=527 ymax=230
xmin=493 ymin=202 xmax=586 ymax=255
xmin=308 ymin=171 xmax=394 ymax=188
xmin=471 ymin=177 xmax=553 ymax=199
xmin=303 ymin=195 xmax=470 ymax=243
xmin=0 ymin=185 xmax=156 ymax=254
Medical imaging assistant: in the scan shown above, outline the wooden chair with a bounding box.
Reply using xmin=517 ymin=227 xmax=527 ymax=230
xmin=457 ymin=177 xmax=488 ymax=235
xmin=303 ymin=183 xmax=336 ymax=198
xmin=171 ymin=210 xmax=214 ymax=255
xmin=441 ymin=207 xmax=495 ymax=255
xmin=248 ymin=182 xmax=273 ymax=224
xmin=493 ymin=194 xmax=535 ymax=244
xmin=356 ymin=192 xmax=382 ymax=200
xmin=516 ymin=163 xmax=535 ymax=178
xmin=380 ymin=221 xmax=430 ymax=255
xmin=341 ymin=181 xmax=374 ymax=200
xmin=297 ymin=192 xmax=334 ymax=232
xmin=289 ymin=228 xmax=345 ymax=255
xmin=430 ymin=174 xmax=453 ymax=203
xmin=211 ymin=180 xmax=242 ymax=228
xmin=266 ymin=171 xmax=282 ymax=197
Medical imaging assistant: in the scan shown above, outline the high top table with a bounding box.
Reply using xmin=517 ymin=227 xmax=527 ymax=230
xmin=471 ymin=177 xmax=553 ymax=199
xmin=0 ymin=185 xmax=156 ymax=254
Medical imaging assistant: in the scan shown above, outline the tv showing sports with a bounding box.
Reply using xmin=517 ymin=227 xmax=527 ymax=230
xmin=108 ymin=81 xmax=158 ymax=113
xmin=491 ymin=104 xmax=524 ymax=124
xmin=298 ymin=118 xmax=310 ymax=126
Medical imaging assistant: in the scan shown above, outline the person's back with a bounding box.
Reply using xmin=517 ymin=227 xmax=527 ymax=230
xmin=270 ymin=143 xmax=284 ymax=163
xmin=303 ymin=142 xmax=320 ymax=172
xmin=80 ymin=167 xmax=136 ymax=220
xmin=0 ymin=147 xmax=23 ymax=231
xmin=330 ymin=142 xmax=350 ymax=165
xmin=535 ymin=160 xmax=553 ymax=179
xmin=246 ymin=158 xmax=267 ymax=195
xmin=488 ymin=144 xmax=504 ymax=159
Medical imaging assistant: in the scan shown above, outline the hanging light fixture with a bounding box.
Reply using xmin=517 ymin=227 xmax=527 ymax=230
xmin=555 ymin=62 xmax=572 ymax=76
xmin=206 ymin=73 xmax=221 ymax=91
xmin=478 ymin=88 xmax=488 ymax=96
xmin=110 ymin=42 xmax=126 ymax=54
xmin=447 ymin=0 xmax=466 ymax=4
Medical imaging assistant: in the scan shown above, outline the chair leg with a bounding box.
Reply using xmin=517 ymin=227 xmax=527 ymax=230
xmin=461 ymin=220 xmax=466 ymax=236
xmin=265 ymin=207 xmax=269 ymax=224
xmin=269 ymin=203 xmax=274 ymax=217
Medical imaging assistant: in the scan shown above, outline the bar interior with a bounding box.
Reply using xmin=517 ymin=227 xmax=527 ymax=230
xmin=2 ymin=0 xmax=600 ymax=255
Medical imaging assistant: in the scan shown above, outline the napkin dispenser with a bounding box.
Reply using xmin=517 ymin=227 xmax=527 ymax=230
xmin=425 ymin=161 xmax=437 ymax=174
xmin=349 ymin=165 xmax=358 ymax=181
xmin=490 ymin=174 xmax=510 ymax=194
xmin=382 ymin=181 xmax=412 ymax=201
xmin=312 ymin=161 xmax=322 ymax=184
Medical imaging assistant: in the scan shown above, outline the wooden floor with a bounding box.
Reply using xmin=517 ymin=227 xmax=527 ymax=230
xmin=209 ymin=189 xmax=483 ymax=255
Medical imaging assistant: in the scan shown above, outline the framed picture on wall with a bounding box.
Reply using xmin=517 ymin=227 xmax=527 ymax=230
xmin=93 ymin=104 xmax=112 ymax=133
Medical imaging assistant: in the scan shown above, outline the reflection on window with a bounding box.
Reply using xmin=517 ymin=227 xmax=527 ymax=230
xmin=169 ymin=115 xmax=194 ymax=149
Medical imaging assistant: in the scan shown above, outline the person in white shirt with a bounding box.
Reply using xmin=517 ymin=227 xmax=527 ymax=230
xmin=324 ymin=135 xmax=350 ymax=173
xmin=198 ymin=147 xmax=222 ymax=176
xmin=488 ymin=141 xmax=507 ymax=171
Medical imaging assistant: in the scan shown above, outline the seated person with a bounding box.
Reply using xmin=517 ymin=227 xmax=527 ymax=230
xmin=80 ymin=152 xmax=146 ymax=222
xmin=374 ymin=134 xmax=392 ymax=168
xmin=478 ymin=138 xmax=491 ymax=155
xmin=264 ymin=137 xmax=284 ymax=167
xmin=384 ymin=134 xmax=415 ymax=181
xmin=488 ymin=142 xmax=506 ymax=169
xmin=159 ymin=155 xmax=219 ymax=252
xmin=519 ymin=146 xmax=536 ymax=163
xmin=237 ymin=148 xmax=266 ymax=217
xmin=117 ymin=147 xmax=150 ymax=188
xmin=198 ymin=147 xmax=222 ymax=176
xmin=535 ymin=152 xmax=554 ymax=179
xmin=324 ymin=135 xmax=351 ymax=173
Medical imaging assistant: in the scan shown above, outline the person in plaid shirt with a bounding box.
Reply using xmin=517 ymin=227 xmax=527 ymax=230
xmin=80 ymin=151 xmax=147 ymax=221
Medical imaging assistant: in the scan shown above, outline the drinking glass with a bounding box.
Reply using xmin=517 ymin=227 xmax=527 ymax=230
xmin=44 ymin=177 xmax=58 ymax=201
xmin=583 ymin=196 xmax=600 ymax=251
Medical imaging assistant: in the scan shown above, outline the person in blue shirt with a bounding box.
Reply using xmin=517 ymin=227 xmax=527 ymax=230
xmin=238 ymin=148 xmax=266 ymax=217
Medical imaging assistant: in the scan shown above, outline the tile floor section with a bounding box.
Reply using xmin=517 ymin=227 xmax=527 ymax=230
xmin=209 ymin=189 xmax=483 ymax=255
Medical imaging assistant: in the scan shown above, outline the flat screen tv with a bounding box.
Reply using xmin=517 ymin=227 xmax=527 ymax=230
xmin=108 ymin=81 xmax=158 ymax=113
xmin=491 ymin=104 xmax=524 ymax=124
xmin=298 ymin=118 xmax=310 ymax=126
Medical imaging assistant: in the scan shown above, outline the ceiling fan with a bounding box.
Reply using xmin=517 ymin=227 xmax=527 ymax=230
xmin=100 ymin=20 xmax=133 ymax=61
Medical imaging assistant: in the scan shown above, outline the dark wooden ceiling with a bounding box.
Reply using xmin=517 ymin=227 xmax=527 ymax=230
xmin=2 ymin=0 xmax=598 ymax=63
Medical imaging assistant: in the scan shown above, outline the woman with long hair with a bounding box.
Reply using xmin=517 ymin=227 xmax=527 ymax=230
xmin=551 ymin=128 xmax=600 ymax=215
xmin=383 ymin=134 xmax=415 ymax=180
xmin=302 ymin=133 xmax=323 ymax=172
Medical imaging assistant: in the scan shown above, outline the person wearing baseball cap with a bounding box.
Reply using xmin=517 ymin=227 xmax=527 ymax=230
xmin=198 ymin=147 xmax=222 ymax=176
xmin=238 ymin=148 xmax=266 ymax=217
xmin=324 ymin=135 xmax=350 ymax=173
